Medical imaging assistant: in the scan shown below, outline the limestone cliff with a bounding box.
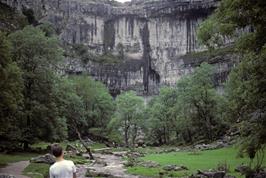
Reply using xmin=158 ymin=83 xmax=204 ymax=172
xmin=1 ymin=0 xmax=233 ymax=95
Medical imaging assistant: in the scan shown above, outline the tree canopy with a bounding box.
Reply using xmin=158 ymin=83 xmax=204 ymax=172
xmin=198 ymin=0 xmax=266 ymax=163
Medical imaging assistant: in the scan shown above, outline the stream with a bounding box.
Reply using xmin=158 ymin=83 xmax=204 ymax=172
xmin=80 ymin=152 xmax=140 ymax=178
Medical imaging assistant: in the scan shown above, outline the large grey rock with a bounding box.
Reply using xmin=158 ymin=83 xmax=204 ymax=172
xmin=163 ymin=164 xmax=188 ymax=171
xmin=252 ymin=172 xmax=266 ymax=178
xmin=126 ymin=151 xmax=144 ymax=159
xmin=235 ymin=164 xmax=250 ymax=174
xmin=0 ymin=0 xmax=235 ymax=96
xmin=195 ymin=141 xmax=228 ymax=151
xmin=197 ymin=170 xmax=226 ymax=178
xmin=138 ymin=160 xmax=160 ymax=168
xmin=30 ymin=153 xmax=55 ymax=164
xmin=65 ymin=144 xmax=78 ymax=152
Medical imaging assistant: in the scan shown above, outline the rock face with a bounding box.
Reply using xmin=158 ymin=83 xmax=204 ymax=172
xmin=1 ymin=0 xmax=234 ymax=95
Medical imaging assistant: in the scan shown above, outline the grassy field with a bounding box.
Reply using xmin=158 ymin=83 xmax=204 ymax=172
xmin=23 ymin=163 xmax=50 ymax=178
xmin=0 ymin=153 xmax=38 ymax=167
xmin=127 ymin=147 xmax=266 ymax=178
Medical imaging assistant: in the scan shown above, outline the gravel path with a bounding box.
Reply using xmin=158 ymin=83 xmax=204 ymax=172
xmin=0 ymin=161 xmax=30 ymax=178
xmin=85 ymin=152 xmax=140 ymax=178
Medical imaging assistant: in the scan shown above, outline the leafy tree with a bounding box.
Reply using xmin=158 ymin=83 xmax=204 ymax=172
xmin=146 ymin=64 xmax=227 ymax=145
xmin=198 ymin=0 xmax=266 ymax=164
xmin=70 ymin=76 xmax=114 ymax=134
xmin=8 ymin=26 xmax=64 ymax=149
xmin=111 ymin=91 xmax=144 ymax=147
xmin=146 ymin=88 xmax=178 ymax=145
xmin=37 ymin=22 xmax=56 ymax=37
xmin=0 ymin=32 xmax=23 ymax=150
xmin=180 ymin=63 xmax=226 ymax=141
xmin=225 ymin=49 xmax=266 ymax=164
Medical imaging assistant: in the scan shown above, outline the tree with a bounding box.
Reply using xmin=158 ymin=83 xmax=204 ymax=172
xmin=225 ymin=49 xmax=266 ymax=165
xmin=0 ymin=32 xmax=23 ymax=150
xmin=55 ymin=77 xmax=95 ymax=159
xmin=8 ymin=26 xmax=64 ymax=149
xmin=145 ymin=63 xmax=227 ymax=145
xmin=198 ymin=0 xmax=266 ymax=166
xmin=146 ymin=88 xmax=178 ymax=145
xmin=174 ymin=63 xmax=227 ymax=143
xmin=70 ymin=76 xmax=114 ymax=139
xmin=111 ymin=91 xmax=144 ymax=147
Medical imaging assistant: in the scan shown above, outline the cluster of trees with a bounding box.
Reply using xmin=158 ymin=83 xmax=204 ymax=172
xmin=108 ymin=91 xmax=145 ymax=147
xmin=104 ymin=63 xmax=228 ymax=147
xmin=198 ymin=0 xmax=265 ymax=162
xmin=145 ymin=63 xmax=227 ymax=146
xmin=0 ymin=25 xmax=114 ymax=151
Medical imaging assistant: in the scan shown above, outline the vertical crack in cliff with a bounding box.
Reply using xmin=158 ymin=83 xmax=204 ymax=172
xmin=140 ymin=22 xmax=150 ymax=94
xmin=141 ymin=21 xmax=160 ymax=95
xmin=104 ymin=20 xmax=115 ymax=52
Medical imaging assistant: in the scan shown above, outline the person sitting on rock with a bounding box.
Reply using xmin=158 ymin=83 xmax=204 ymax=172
xmin=49 ymin=144 xmax=77 ymax=178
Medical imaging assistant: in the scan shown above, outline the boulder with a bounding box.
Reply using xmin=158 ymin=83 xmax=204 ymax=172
xmin=197 ymin=170 xmax=226 ymax=178
xmin=30 ymin=153 xmax=55 ymax=164
xmin=136 ymin=139 xmax=145 ymax=147
xmin=194 ymin=141 xmax=228 ymax=151
xmin=65 ymin=144 xmax=82 ymax=156
xmin=138 ymin=160 xmax=160 ymax=168
xmin=247 ymin=171 xmax=266 ymax=178
xmin=235 ymin=164 xmax=250 ymax=174
xmin=126 ymin=151 xmax=144 ymax=159
xmin=224 ymin=176 xmax=236 ymax=178
xmin=86 ymin=170 xmax=111 ymax=177
xmin=66 ymin=144 xmax=78 ymax=152
xmin=93 ymin=148 xmax=112 ymax=154
xmin=113 ymin=151 xmax=127 ymax=157
xmin=83 ymin=137 xmax=95 ymax=145
xmin=163 ymin=164 xmax=188 ymax=171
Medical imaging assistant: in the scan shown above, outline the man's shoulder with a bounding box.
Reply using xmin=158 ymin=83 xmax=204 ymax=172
xmin=64 ymin=160 xmax=75 ymax=165
xmin=58 ymin=159 xmax=75 ymax=166
xmin=49 ymin=160 xmax=74 ymax=169
xmin=49 ymin=162 xmax=57 ymax=171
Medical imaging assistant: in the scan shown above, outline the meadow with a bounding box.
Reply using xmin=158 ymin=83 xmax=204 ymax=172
xmin=128 ymin=147 xmax=266 ymax=177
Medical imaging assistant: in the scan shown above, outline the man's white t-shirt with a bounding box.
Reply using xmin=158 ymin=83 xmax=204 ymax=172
xmin=49 ymin=160 xmax=76 ymax=178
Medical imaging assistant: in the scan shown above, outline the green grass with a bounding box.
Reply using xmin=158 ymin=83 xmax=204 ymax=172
xmin=90 ymin=143 xmax=107 ymax=150
xmin=0 ymin=153 xmax=38 ymax=167
xmin=23 ymin=163 xmax=50 ymax=178
xmin=128 ymin=147 xmax=266 ymax=178
xmin=65 ymin=155 xmax=91 ymax=164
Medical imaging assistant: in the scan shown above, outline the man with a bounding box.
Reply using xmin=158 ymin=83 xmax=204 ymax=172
xmin=49 ymin=144 xmax=77 ymax=178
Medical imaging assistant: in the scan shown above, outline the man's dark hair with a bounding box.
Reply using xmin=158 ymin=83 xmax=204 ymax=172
xmin=51 ymin=144 xmax=63 ymax=157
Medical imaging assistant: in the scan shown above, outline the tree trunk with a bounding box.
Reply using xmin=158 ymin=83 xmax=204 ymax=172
xmin=125 ymin=126 xmax=129 ymax=147
xmin=124 ymin=118 xmax=130 ymax=147
xmin=75 ymin=128 xmax=94 ymax=160
xmin=23 ymin=141 xmax=29 ymax=150
xmin=163 ymin=127 xmax=167 ymax=144
xmin=132 ymin=124 xmax=137 ymax=148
